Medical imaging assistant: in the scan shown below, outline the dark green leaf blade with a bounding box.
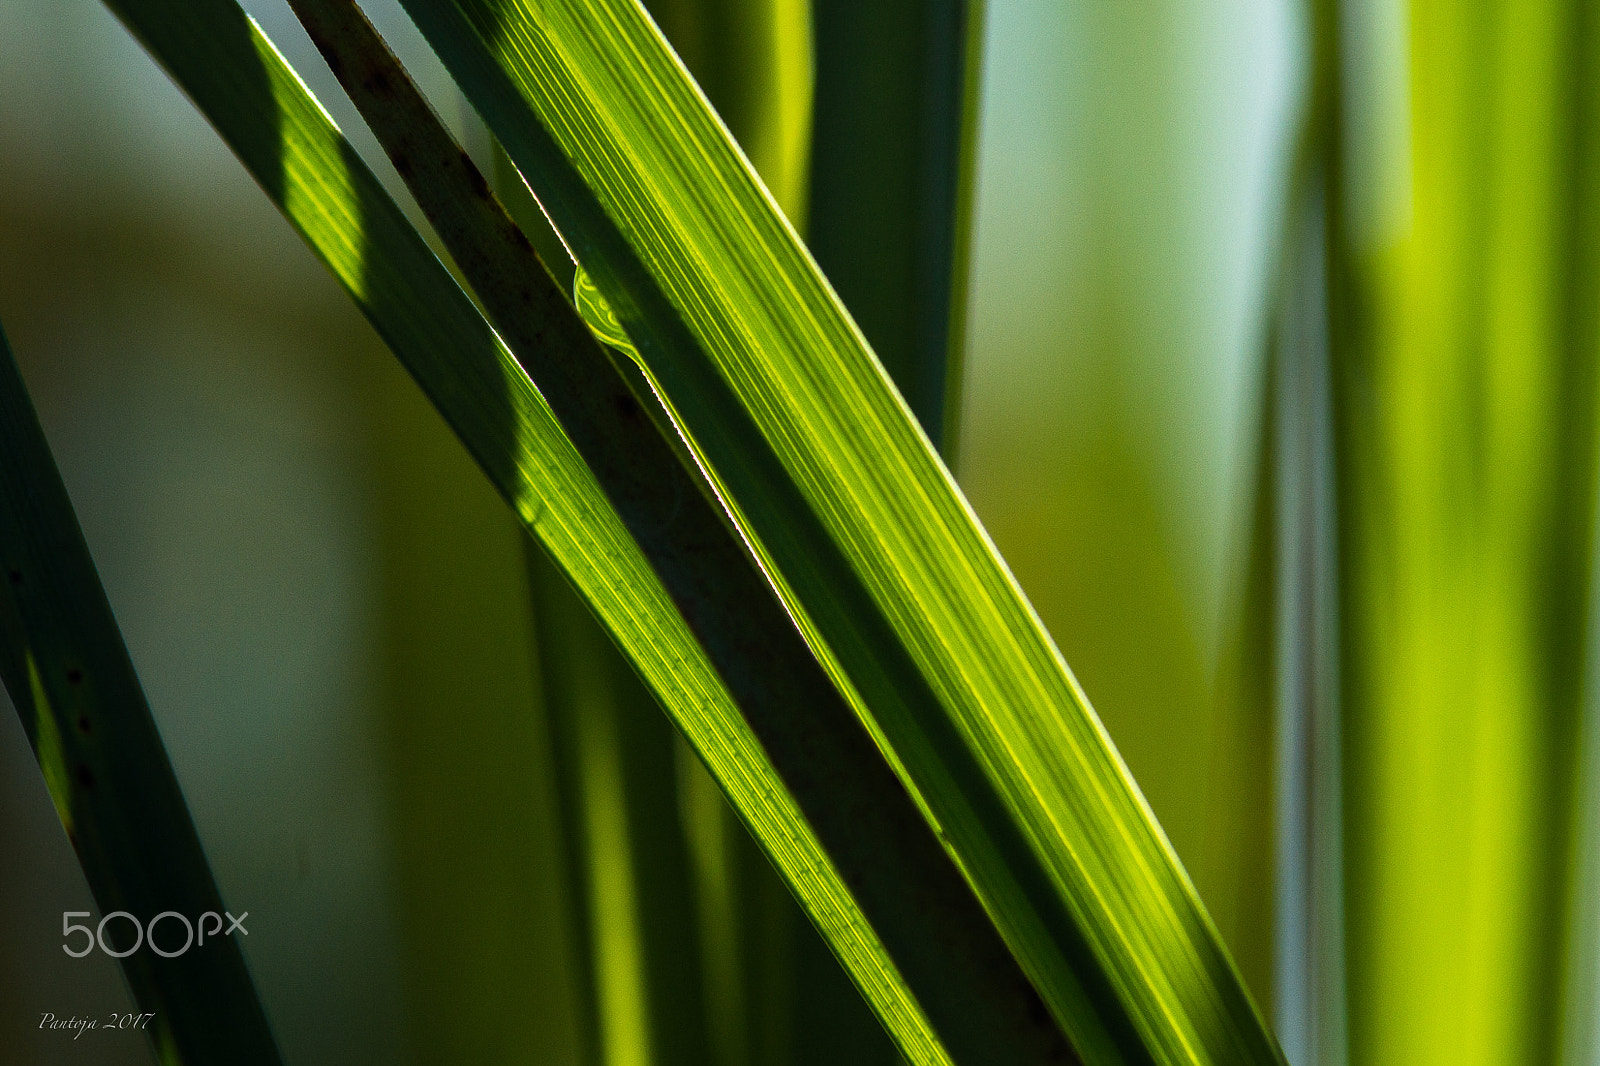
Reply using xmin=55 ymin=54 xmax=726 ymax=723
xmin=0 ymin=324 xmax=281 ymax=1065
xmin=806 ymin=0 xmax=983 ymax=454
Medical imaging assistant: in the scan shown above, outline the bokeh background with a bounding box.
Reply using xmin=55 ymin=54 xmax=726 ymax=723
xmin=6 ymin=0 xmax=1592 ymax=1063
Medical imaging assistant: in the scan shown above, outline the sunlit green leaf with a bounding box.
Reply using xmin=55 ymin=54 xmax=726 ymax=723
xmin=98 ymin=0 xmax=1067 ymax=1062
xmin=404 ymin=0 xmax=1281 ymax=1060
xmin=270 ymin=1 xmax=1072 ymax=1061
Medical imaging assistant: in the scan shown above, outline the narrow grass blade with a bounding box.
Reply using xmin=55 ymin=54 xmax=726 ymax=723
xmin=1271 ymin=178 xmax=1349 ymax=1066
xmin=0 ymin=324 xmax=281 ymax=1064
xmin=99 ymin=0 xmax=1070 ymax=1061
xmin=406 ymin=0 xmax=1282 ymax=1059
xmin=806 ymin=0 xmax=983 ymax=453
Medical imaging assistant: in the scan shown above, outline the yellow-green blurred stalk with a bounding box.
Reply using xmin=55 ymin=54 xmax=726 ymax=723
xmin=1336 ymin=0 xmax=1600 ymax=1060
xmin=365 ymin=355 xmax=588 ymax=1064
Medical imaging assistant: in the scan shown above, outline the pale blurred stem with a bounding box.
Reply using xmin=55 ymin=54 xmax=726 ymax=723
xmin=1308 ymin=0 xmax=1354 ymax=772
xmin=1203 ymin=24 xmax=1353 ymax=1036
xmin=1213 ymin=0 xmax=1351 ymax=1055
xmin=1305 ymin=1 xmax=1361 ymax=1062
xmin=1209 ymin=329 xmax=1278 ymax=1020
xmin=1272 ymin=162 xmax=1351 ymax=1066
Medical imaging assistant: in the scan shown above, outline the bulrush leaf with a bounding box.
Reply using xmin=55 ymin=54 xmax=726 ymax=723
xmin=399 ymin=0 xmax=1283 ymax=1060
xmin=273 ymin=2 xmax=1074 ymax=1061
xmin=100 ymin=0 xmax=1072 ymax=1061
xmin=0 ymin=325 xmax=281 ymax=1065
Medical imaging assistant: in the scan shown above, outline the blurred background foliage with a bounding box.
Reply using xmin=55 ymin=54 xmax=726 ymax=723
xmin=4 ymin=0 xmax=1598 ymax=1063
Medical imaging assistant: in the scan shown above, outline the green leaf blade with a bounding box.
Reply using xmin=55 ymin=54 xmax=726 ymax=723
xmin=0 ymin=326 xmax=282 ymax=1066
xmin=412 ymin=0 xmax=1283 ymax=1060
xmin=98 ymin=2 xmax=1082 ymax=1062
